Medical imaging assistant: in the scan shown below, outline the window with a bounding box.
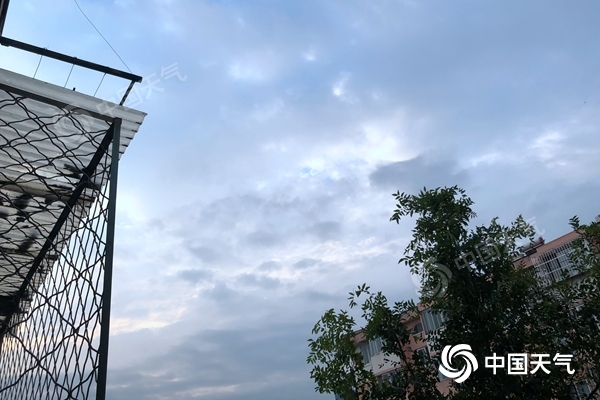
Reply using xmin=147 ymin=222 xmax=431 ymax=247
xmin=421 ymin=308 xmax=446 ymax=334
xmin=532 ymin=241 xmax=580 ymax=285
xmin=412 ymin=322 xmax=423 ymax=335
xmin=377 ymin=373 xmax=388 ymax=385
xmin=415 ymin=347 xmax=429 ymax=361
xmin=438 ymin=368 xmax=450 ymax=382
xmin=360 ymin=337 xmax=383 ymax=365
xmin=377 ymin=370 xmax=400 ymax=385
xmin=570 ymin=381 xmax=591 ymax=400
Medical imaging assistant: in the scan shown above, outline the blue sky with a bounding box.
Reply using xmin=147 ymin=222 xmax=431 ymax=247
xmin=2 ymin=0 xmax=600 ymax=398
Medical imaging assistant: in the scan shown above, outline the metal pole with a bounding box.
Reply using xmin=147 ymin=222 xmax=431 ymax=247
xmin=0 ymin=0 xmax=10 ymax=36
xmin=0 ymin=37 xmax=142 ymax=83
xmin=96 ymin=118 xmax=121 ymax=400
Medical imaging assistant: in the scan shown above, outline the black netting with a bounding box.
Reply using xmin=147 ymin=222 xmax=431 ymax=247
xmin=0 ymin=87 xmax=116 ymax=399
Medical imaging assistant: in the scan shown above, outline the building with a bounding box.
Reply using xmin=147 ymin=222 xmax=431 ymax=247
xmin=518 ymin=230 xmax=585 ymax=285
xmin=354 ymin=303 xmax=452 ymax=396
xmin=346 ymin=223 xmax=598 ymax=399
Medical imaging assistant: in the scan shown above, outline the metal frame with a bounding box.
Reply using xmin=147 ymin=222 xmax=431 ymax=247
xmin=0 ymin=37 xmax=142 ymax=84
xmin=0 ymin=80 xmax=123 ymax=397
xmin=0 ymin=0 xmax=9 ymax=36
xmin=532 ymin=240 xmax=579 ymax=285
xmin=0 ymin=1 xmax=139 ymax=395
xmin=96 ymin=118 xmax=120 ymax=400
xmin=0 ymin=120 xmax=121 ymax=339
xmin=0 ymin=0 xmax=142 ymax=105
xmin=0 ymin=80 xmax=116 ymax=122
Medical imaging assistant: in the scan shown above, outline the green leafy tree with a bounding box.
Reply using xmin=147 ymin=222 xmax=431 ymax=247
xmin=307 ymin=186 xmax=600 ymax=399
xmin=307 ymin=286 xmax=444 ymax=400
xmin=563 ymin=216 xmax=600 ymax=397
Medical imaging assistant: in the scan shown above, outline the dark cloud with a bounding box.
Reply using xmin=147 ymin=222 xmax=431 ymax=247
xmin=369 ymin=156 xmax=469 ymax=193
xmin=188 ymin=245 xmax=221 ymax=263
xmin=305 ymin=221 xmax=342 ymax=241
xmin=258 ymin=260 xmax=282 ymax=271
xmin=245 ymin=229 xmax=285 ymax=248
xmin=236 ymin=273 xmax=281 ymax=290
xmin=293 ymin=258 xmax=320 ymax=269
xmin=176 ymin=269 xmax=214 ymax=284
xmin=466 ymin=166 xmax=600 ymax=242
xmin=147 ymin=218 xmax=165 ymax=231
xmin=204 ymin=282 xmax=238 ymax=304
xmin=107 ymin=323 xmax=322 ymax=400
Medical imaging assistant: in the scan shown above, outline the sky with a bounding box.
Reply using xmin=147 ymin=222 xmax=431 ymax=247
xmin=2 ymin=0 xmax=600 ymax=399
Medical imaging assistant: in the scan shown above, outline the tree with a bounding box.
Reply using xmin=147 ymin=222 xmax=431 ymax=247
xmin=307 ymin=287 xmax=444 ymax=400
xmin=307 ymin=186 xmax=600 ymax=399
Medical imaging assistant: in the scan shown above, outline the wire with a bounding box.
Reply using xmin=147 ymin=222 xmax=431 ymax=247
xmin=33 ymin=51 xmax=44 ymax=79
xmin=64 ymin=64 xmax=75 ymax=87
xmin=94 ymin=73 xmax=106 ymax=97
xmin=72 ymin=0 xmax=132 ymax=73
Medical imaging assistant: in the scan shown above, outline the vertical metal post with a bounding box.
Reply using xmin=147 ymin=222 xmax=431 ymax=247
xmin=96 ymin=118 xmax=121 ymax=400
xmin=0 ymin=0 xmax=11 ymax=36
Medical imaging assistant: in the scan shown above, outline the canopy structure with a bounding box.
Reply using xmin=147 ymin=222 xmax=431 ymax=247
xmin=0 ymin=67 xmax=145 ymax=398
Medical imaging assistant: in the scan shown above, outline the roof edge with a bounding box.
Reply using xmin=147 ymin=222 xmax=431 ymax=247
xmin=0 ymin=67 xmax=147 ymax=123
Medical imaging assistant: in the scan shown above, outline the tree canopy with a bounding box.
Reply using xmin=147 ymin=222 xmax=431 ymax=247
xmin=307 ymin=186 xmax=600 ymax=400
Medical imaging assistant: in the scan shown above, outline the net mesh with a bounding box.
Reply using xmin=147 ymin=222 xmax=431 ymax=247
xmin=0 ymin=87 xmax=115 ymax=399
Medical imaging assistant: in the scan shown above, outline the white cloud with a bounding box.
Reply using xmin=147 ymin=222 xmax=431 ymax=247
xmin=229 ymin=62 xmax=265 ymax=82
xmin=299 ymin=109 xmax=422 ymax=183
xmin=529 ymin=130 xmax=564 ymax=163
xmin=332 ymin=72 xmax=358 ymax=103
xmin=251 ymin=98 xmax=285 ymax=122
xmin=302 ymin=47 xmax=317 ymax=62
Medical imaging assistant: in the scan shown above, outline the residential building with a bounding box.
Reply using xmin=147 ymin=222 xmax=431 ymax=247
xmin=344 ymin=223 xmax=598 ymax=399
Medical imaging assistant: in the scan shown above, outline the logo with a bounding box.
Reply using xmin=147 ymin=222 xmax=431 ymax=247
xmin=439 ymin=344 xmax=478 ymax=383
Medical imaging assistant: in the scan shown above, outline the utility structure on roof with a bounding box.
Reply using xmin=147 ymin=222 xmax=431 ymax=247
xmin=0 ymin=1 xmax=146 ymax=399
